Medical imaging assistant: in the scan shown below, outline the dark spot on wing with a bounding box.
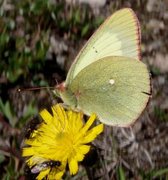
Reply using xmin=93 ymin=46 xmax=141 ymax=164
xmin=93 ymin=46 xmax=98 ymax=53
xmin=142 ymin=91 xmax=152 ymax=96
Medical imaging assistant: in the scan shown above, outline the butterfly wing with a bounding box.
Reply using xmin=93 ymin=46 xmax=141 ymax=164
xmin=66 ymin=8 xmax=141 ymax=85
xmin=69 ymin=56 xmax=150 ymax=126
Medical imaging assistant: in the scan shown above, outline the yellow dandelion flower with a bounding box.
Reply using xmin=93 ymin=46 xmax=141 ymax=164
xmin=22 ymin=104 xmax=104 ymax=179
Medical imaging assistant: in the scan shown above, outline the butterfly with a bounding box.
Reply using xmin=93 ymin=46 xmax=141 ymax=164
xmin=55 ymin=8 xmax=151 ymax=127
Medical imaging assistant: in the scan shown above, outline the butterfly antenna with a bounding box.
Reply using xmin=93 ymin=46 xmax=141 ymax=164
xmin=17 ymin=86 xmax=55 ymax=92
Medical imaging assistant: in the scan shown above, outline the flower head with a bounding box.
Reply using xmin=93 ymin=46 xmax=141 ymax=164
xmin=22 ymin=104 xmax=104 ymax=179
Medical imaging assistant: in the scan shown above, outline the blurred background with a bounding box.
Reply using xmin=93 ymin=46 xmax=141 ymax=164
xmin=0 ymin=0 xmax=168 ymax=179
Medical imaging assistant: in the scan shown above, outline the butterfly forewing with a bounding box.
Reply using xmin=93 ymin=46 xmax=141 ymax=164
xmin=66 ymin=8 xmax=141 ymax=85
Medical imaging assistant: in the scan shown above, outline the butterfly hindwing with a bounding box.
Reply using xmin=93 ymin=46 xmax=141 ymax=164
xmin=69 ymin=56 xmax=150 ymax=126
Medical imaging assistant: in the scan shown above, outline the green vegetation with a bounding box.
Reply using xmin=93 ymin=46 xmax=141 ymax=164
xmin=0 ymin=0 xmax=103 ymax=83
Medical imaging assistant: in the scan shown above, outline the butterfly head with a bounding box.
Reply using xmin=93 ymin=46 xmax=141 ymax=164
xmin=55 ymin=82 xmax=77 ymax=109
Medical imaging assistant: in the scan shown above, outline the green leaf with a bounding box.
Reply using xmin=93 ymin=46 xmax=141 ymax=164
xmin=4 ymin=101 xmax=17 ymax=127
xmin=152 ymin=168 xmax=168 ymax=178
xmin=0 ymin=154 xmax=5 ymax=163
xmin=17 ymin=101 xmax=38 ymax=128
xmin=0 ymin=98 xmax=17 ymax=127
xmin=81 ymin=24 xmax=90 ymax=37
xmin=0 ymin=98 xmax=5 ymax=113
xmin=118 ymin=166 xmax=126 ymax=180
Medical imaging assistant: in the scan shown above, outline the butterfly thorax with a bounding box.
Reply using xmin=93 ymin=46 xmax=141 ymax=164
xmin=56 ymin=82 xmax=77 ymax=108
